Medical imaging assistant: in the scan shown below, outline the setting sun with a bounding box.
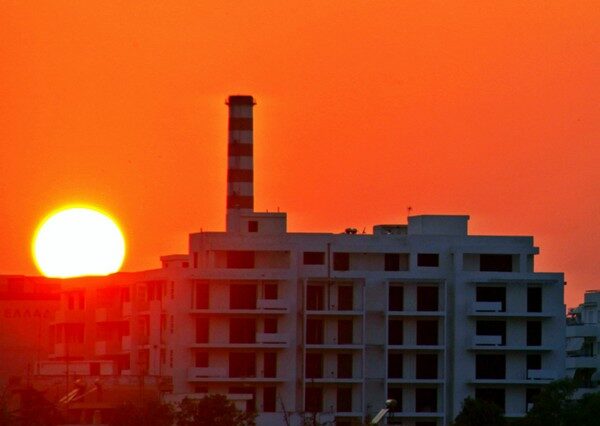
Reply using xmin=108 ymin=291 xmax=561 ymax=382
xmin=32 ymin=207 xmax=126 ymax=278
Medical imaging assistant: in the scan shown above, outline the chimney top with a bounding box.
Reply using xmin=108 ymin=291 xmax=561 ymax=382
xmin=227 ymin=95 xmax=255 ymax=106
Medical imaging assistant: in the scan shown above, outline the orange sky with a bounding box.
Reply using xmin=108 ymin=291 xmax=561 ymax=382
xmin=0 ymin=1 xmax=598 ymax=308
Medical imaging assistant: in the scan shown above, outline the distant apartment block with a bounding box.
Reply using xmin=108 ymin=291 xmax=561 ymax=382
xmin=567 ymin=290 xmax=600 ymax=398
xmin=2 ymin=96 xmax=566 ymax=425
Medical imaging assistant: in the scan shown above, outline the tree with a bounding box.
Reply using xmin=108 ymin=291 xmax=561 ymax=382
xmin=175 ymin=394 xmax=256 ymax=426
xmin=452 ymin=396 xmax=506 ymax=426
xmin=569 ymin=391 xmax=600 ymax=426
xmin=516 ymin=379 xmax=600 ymax=426
xmin=111 ymin=400 xmax=174 ymax=426
xmin=516 ymin=379 xmax=577 ymax=426
xmin=0 ymin=386 xmax=15 ymax=426
xmin=7 ymin=387 xmax=63 ymax=426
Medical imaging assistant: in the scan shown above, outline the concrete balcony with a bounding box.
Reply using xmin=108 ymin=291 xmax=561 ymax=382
xmin=257 ymin=299 xmax=288 ymax=311
xmin=566 ymin=356 xmax=598 ymax=369
xmin=95 ymin=306 xmax=123 ymax=322
xmin=388 ymin=344 xmax=445 ymax=351
xmin=388 ymin=310 xmax=445 ymax=317
xmin=567 ymin=324 xmax=600 ymax=338
xmin=189 ymin=376 xmax=284 ymax=383
xmin=122 ymin=302 xmax=132 ymax=317
xmin=256 ymin=332 xmax=288 ymax=344
xmin=190 ymin=305 xmax=289 ymax=315
xmin=187 ymin=367 xmax=227 ymax=380
xmin=473 ymin=335 xmax=503 ymax=346
xmin=51 ymin=342 xmax=85 ymax=358
xmin=469 ymin=345 xmax=553 ymax=352
xmin=53 ymin=309 xmax=85 ymax=324
xmin=191 ymin=341 xmax=288 ymax=349
xmin=121 ymin=335 xmax=132 ymax=351
xmin=471 ymin=378 xmax=528 ymax=385
xmin=38 ymin=360 xmax=115 ymax=376
xmin=527 ymin=369 xmax=558 ymax=380
xmin=387 ymin=378 xmax=444 ymax=384
xmin=227 ymin=392 xmax=254 ymax=400
xmin=574 ymin=387 xmax=600 ymax=399
xmin=137 ymin=300 xmax=162 ymax=314
xmin=305 ymin=343 xmax=364 ymax=351
xmin=301 ymin=265 xmax=328 ymax=277
xmin=305 ymin=309 xmax=364 ymax=316
xmin=473 ymin=301 xmax=503 ymax=312
xmin=196 ymin=268 xmax=292 ymax=281
xmin=95 ymin=340 xmax=121 ymax=355
xmin=228 ymin=392 xmax=255 ymax=413
xmin=308 ymin=377 xmax=363 ymax=384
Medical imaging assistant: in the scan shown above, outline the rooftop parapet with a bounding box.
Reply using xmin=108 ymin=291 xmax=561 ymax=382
xmin=408 ymin=215 xmax=470 ymax=236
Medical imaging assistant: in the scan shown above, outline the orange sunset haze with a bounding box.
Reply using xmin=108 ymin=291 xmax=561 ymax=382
xmin=0 ymin=1 xmax=598 ymax=307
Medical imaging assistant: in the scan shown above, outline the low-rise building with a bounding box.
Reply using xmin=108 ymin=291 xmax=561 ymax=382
xmin=567 ymin=290 xmax=600 ymax=397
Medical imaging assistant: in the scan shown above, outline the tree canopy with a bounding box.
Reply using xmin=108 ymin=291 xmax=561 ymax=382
xmin=111 ymin=400 xmax=174 ymax=426
xmin=516 ymin=379 xmax=577 ymax=426
xmin=452 ymin=396 xmax=506 ymax=426
xmin=175 ymin=394 xmax=256 ymax=426
xmin=453 ymin=379 xmax=600 ymax=426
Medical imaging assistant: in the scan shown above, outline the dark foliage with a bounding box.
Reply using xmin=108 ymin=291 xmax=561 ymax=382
xmin=516 ymin=379 xmax=577 ymax=426
xmin=175 ymin=394 xmax=256 ymax=426
xmin=111 ymin=400 xmax=174 ymax=426
xmin=8 ymin=387 xmax=62 ymax=426
xmin=452 ymin=396 xmax=506 ymax=426
xmin=568 ymin=391 xmax=600 ymax=426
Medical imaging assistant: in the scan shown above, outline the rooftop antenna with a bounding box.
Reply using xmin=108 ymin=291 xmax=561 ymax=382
xmin=407 ymin=206 xmax=412 ymax=217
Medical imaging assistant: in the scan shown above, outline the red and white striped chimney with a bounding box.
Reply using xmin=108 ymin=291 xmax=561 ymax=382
xmin=226 ymin=95 xmax=255 ymax=231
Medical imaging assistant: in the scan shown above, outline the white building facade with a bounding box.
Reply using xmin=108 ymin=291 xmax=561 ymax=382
xmin=156 ymin=212 xmax=564 ymax=426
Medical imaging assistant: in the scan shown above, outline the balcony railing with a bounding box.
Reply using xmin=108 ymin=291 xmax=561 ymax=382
xmin=98 ymin=340 xmax=113 ymax=355
xmin=94 ymin=340 xmax=122 ymax=355
xmin=256 ymin=299 xmax=288 ymax=310
xmin=191 ymin=300 xmax=289 ymax=314
xmin=472 ymin=301 xmax=503 ymax=312
xmin=566 ymin=324 xmax=600 ymax=338
xmin=527 ymin=369 xmax=557 ymax=380
xmin=53 ymin=310 xmax=85 ymax=324
xmin=95 ymin=306 xmax=124 ymax=322
xmin=52 ymin=342 xmax=85 ymax=357
xmin=473 ymin=335 xmax=503 ymax=346
xmin=566 ymin=356 xmax=597 ymax=369
xmin=227 ymin=393 xmax=254 ymax=402
xmin=187 ymin=367 xmax=227 ymax=380
xmin=256 ymin=332 xmax=288 ymax=344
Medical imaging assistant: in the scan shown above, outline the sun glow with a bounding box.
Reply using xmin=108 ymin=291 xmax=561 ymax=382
xmin=32 ymin=206 xmax=126 ymax=278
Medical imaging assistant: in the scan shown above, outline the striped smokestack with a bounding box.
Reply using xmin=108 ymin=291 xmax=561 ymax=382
xmin=226 ymin=95 xmax=255 ymax=231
